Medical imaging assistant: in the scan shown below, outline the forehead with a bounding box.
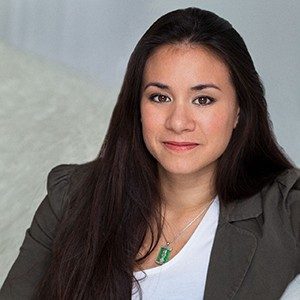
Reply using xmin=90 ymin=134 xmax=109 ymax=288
xmin=142 ymin=43 xmax=232 ymax=87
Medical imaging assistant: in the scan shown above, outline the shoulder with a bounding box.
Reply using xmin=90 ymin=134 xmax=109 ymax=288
xmin=274 ymin=167 xmax=300 ymax=194
xmin=227 ymin=167 xmax=300 ymax=231
xmin=47 ymin=163 xmax=77 ymax=194
xmin=271 ymin=167 xmax=300 ymax=244
xmin=273 ymin=167 xmax=300 ymax=230
xmin=46 ymin=161 xmax=94 ymax=219
xmin=259 ymin=167 xmax=300 ymax=205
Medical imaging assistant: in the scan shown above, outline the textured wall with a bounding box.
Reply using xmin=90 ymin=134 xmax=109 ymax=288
xmin=0 ymin=0 xmax=299 ymax=163
xmin=0 ymin=40 xmax=117 ymax=285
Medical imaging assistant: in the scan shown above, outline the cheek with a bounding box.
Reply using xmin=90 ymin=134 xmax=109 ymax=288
xmin=202 ymin=112 xmax=235 ymax=144
xmin=141 ymin=119 xmax=162 ymax=161
xmin=141 ymin=102 xmax=163 ymax=136
xmin=140 ymin=105 xmax=160 ymax=145
xmin=198 ymin=113 xmax=235 ymax=162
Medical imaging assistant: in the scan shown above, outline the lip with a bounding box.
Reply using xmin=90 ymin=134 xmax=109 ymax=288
xmin=164 ymin=141 xmax=199 ymax=146
xmin=163 ymin=141 xmax=199 ymax=152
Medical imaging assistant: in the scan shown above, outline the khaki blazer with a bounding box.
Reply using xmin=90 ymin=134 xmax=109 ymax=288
xmin=1 ymin=163 xmax=299 ymax=299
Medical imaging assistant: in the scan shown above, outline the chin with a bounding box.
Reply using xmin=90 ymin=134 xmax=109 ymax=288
xmin=159 ymin=163 xmax=205 ymax=176
xmin=158 ymin=159 xmax=218 ymax=176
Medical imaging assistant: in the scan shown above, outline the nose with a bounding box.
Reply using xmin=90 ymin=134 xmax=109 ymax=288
xmin=165 ymin=102 xmax=196 ymax=133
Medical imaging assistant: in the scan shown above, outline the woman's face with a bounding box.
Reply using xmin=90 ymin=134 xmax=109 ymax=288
xmin=140 ymin=43 xmax=240 ymax=177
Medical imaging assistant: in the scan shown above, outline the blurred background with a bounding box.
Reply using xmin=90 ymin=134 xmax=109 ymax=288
xmin=0 ymin=0 xmax=299 ymax=288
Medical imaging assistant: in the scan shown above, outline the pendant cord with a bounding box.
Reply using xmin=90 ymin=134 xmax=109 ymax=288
xmin=161 ymin=197 xmax=215 ymax=246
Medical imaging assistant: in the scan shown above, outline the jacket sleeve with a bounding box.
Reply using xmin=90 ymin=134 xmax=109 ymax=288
xmin=0 ymin=164 xmax=77 ymax=300
xmin=287 ymin=172 xmax=300 ymax=275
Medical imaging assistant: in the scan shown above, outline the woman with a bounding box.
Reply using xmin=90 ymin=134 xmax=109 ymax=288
xmin=0 ymin=6 xmax=299 ymax=300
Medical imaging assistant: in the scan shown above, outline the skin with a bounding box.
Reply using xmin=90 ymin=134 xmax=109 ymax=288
xmin=140 ymin=43 xmax=240 ymax=225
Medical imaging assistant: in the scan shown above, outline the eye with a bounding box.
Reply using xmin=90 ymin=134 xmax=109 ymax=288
xmin=148 ymin=93 xmax=171 ymax=103
xmin=148 ymin=93 xmax=215 ymax=105
xmin=193 ymin=96 xmax=215 ymax=106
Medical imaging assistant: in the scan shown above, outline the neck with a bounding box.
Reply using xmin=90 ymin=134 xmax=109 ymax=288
xmin=158 ymin=164 xmax=217 ymax=218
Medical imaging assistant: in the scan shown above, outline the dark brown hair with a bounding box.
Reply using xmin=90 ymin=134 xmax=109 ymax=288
xmin=35 ymin=7 xmax=295 ymax=299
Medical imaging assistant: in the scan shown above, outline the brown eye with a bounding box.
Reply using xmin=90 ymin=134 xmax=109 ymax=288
xmin=194 ymin=96 xmax=215 ymax=106
xmin=149 ymin=94 xmax=170 ymax=103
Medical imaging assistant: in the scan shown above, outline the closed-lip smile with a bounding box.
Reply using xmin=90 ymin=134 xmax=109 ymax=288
xmin=163 ymin=141 xmax=199 ymax=146
xmin=163 ymin=141 xmax=199 ymax=152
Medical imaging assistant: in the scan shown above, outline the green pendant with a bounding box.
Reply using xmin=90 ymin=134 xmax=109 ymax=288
xmin=155 ymin=244 xmax=172 ymax=265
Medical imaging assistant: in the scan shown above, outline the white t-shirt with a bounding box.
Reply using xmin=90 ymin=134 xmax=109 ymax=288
xmin=131 ymin=195 xmax=220 ymax=300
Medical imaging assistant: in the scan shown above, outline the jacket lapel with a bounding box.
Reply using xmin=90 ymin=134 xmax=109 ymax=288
xmin=203 ymin=193 xmax=262 ymax=299
xmin=203 ymin=168 xmax=300 ymax=299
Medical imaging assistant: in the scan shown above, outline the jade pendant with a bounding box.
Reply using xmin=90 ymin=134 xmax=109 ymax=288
xmin=155 ymin=244 xmax=172 ymax=265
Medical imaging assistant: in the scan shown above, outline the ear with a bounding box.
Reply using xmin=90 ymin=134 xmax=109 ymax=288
xmin=234 ymin=107 xmax=240 ymax=129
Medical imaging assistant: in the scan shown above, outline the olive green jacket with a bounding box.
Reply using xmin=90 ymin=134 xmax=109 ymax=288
xmin=1 ymin=164 xmax=299 ymax=299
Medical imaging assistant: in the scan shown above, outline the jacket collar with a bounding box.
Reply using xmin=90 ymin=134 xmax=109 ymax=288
xmin=219 ymin=167 xmax=300 ymax=224
xmin=203 ymin=167 xmax=299 ymax=299
xmin=220 ymin=192 xmax=262 ymax=223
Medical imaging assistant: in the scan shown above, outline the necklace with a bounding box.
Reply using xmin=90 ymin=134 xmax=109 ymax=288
xmin=155 ymin=197 xmax=215 ymax=265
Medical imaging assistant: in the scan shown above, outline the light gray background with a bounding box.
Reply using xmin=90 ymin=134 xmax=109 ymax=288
xmin=0 ymin=0 xmax=299 ymax=292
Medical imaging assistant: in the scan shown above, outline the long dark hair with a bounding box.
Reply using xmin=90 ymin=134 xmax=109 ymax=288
xmin=36 ymin=6 xmax=295 ymax=299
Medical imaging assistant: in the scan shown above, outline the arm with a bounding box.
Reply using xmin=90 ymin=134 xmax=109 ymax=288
xmin=287 ymin=176 xmax=300 ymax=275
xmin=0 ymin=164 xmax=77 ymax=300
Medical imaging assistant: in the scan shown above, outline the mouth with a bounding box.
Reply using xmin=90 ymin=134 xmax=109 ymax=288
xmin=163 ymin=141 xmax=199 ymax=152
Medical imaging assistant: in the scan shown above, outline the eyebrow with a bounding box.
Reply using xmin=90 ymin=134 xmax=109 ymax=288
xmin=143 ymin=82 xmax=222 ymax=92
